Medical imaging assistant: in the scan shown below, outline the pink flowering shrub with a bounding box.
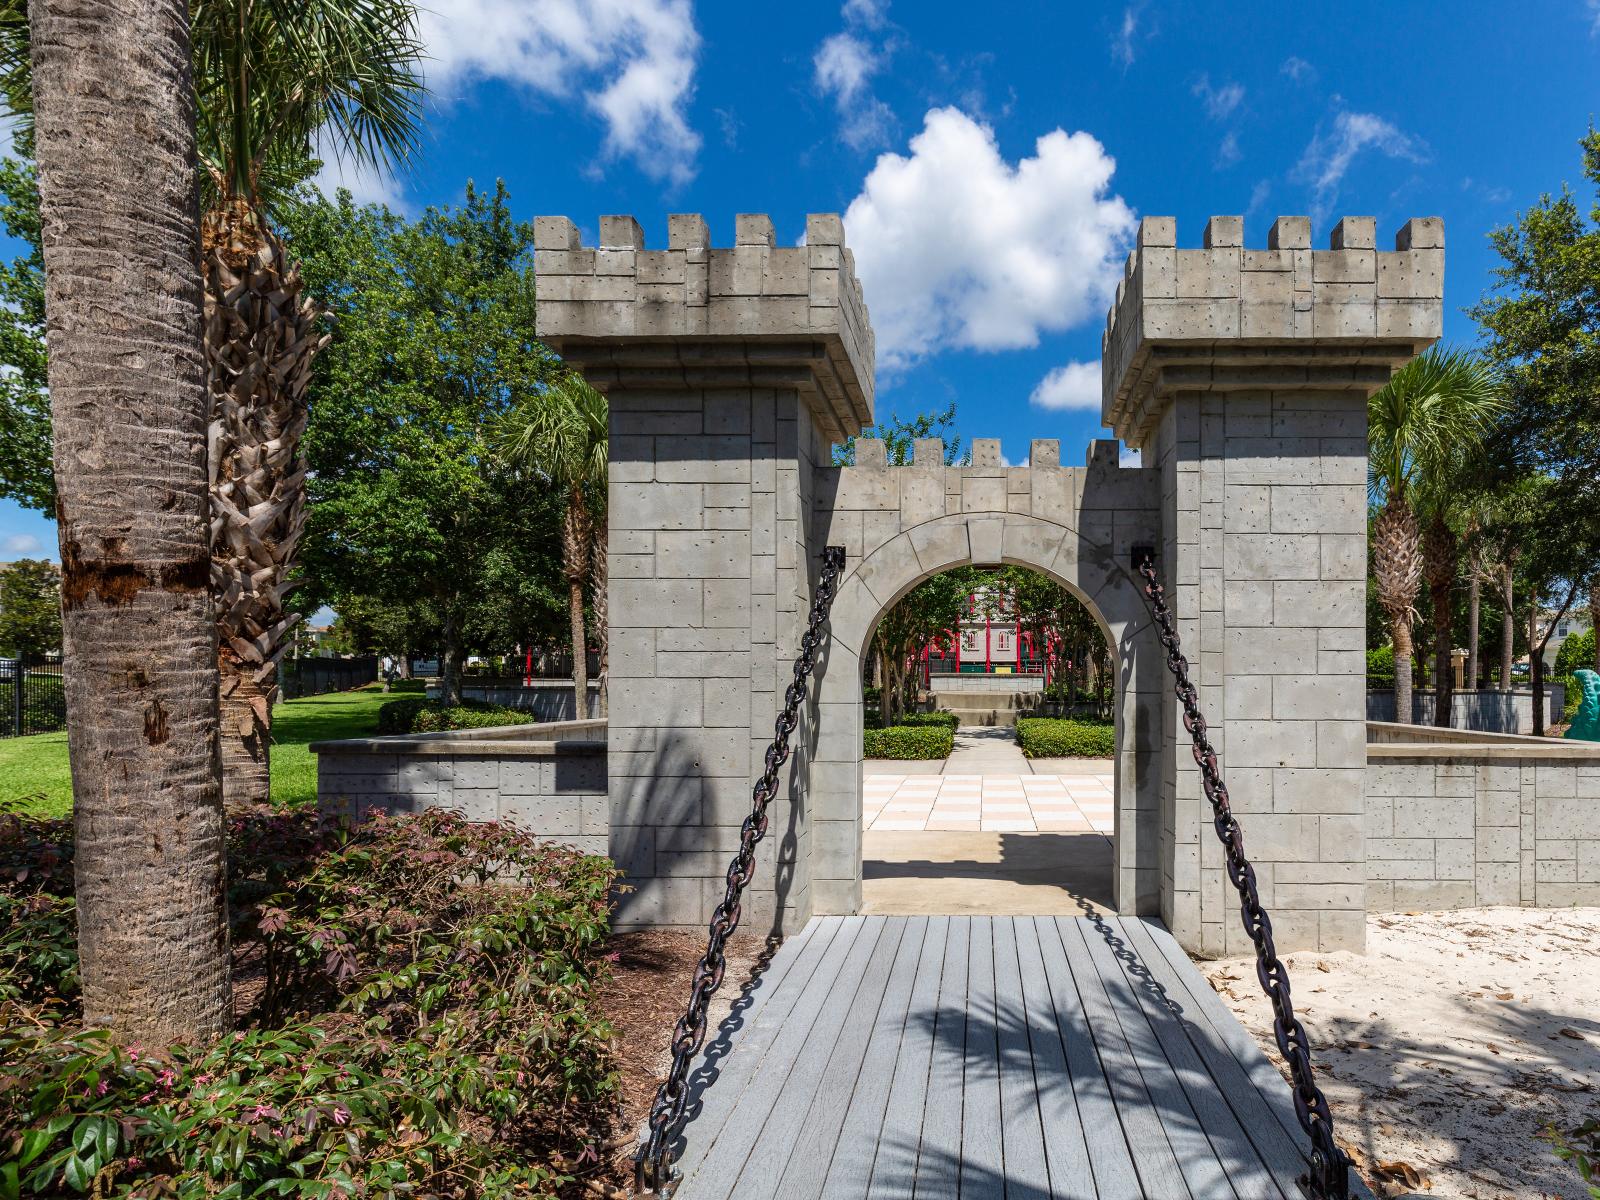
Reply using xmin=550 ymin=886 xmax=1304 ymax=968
xmin=0 ymin=806 xmax=620 ymax=1197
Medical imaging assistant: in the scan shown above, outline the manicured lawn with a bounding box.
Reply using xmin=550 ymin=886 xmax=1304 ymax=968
xmin=0 ymin=684 xmax=395 ymax=818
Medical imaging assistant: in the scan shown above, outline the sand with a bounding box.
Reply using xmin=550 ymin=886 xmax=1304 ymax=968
xmin=1198 ymin=908 xmax=1600 ymax=1199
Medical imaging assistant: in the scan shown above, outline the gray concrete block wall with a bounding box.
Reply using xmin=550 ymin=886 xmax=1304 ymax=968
xmin=1110 ymin=215 xmax=1445 ymax=955
xmin=814 ymin=439 xmax=1166 ymax=917
xmin=313 ymin=721 xmax=609 ymax=857
xmin=1366 ymin=750 xmax=1600 ymax=909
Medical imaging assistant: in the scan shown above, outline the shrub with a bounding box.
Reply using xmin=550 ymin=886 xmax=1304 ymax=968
xmin=376 ymin=696 xmax=536 ymax=735
xmin=386 ymin=677 xmax=428 ymax=693
xmin=1557 ymin=673 xmax=1582 ymax=723
xmin=894 ymin=710 xmax=959 ymax=730
xmin=1015 ymin=717 xmax=1115 ymax=758
xmin=0 ymin=807 xmax=620 ymax=1199
xmin=1366 ymin=645 xmax=1396 ymax=689
xmin=863 ymin=724 xmax=954 ymax=759
xmin=1555 ymin=628 xmax=1596 ymax=677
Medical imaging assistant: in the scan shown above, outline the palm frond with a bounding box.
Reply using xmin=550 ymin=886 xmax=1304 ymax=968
xmin=1368 ymin=345 xmax=1505 ymax=505
xmin=495 ymin=375 xmax=608 ymax=490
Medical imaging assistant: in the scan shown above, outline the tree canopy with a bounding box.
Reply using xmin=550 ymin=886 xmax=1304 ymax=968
xmin=0 ymin=557 xmax=60 ymax=656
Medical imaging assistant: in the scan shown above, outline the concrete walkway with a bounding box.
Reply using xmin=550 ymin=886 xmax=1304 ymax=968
xmin=943 ymin=724 xmax=1033 ymax=773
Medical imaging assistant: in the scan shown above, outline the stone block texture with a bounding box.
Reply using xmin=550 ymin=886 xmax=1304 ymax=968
xmin=816 ymin=440 xmax=1164 ymax=916
xmin=315 ymin=723 xmax=609 ymax=857
xmin=1103 ymin=216 xmax=1445 ymax=955
xmin=1366 ymin=750 xmax=1600 ymax=909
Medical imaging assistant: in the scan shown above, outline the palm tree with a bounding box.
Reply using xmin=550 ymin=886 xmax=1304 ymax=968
xmin=29 ymin=0 xmax=230 ymax=1041
xmin=1 ymin=0 xmax=425 ymax=807
xmin=1369 ymin=347 xmax=1502 ymax=725
xmin=496 ymin=377 xmax=609 ymax=719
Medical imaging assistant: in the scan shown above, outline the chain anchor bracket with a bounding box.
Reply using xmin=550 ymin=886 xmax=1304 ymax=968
xmin=1137 ymin=554 xmax=1351 ymax=1200
xmin=634 ymin=546 xmax=847 ymax=1197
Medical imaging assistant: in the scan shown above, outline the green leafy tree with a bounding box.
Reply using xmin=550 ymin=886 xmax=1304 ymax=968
xmin=495 ymin=376 xmax=609 ymax=717
xmin=1000 ymin=566 xmax=1110 ymax=715
xmin=0 ymin=557 xmax=59 ymax=656
xmin=1 ymin=0 xmax=426 ymax=806
xmin=0 ymin=151 xmax=49 ymax=512
xmin=1368 ymin=347 xmax=1502 ymax=724
xmin=283 ymin=183 xmax=563 ymax=706
xmin=834 ymin=402 xmax=966 ymax=466
xmin=871 ymin=568 xmax=978 ymax=723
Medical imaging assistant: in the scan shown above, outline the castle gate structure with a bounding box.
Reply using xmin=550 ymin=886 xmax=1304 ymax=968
xmin=533 ymin=209 xmax=1444 ymax=955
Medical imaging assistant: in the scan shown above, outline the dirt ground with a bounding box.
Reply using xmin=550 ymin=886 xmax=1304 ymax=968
xmin=593 ymin=929 xmax=768 ymax=1194
xmin=1198 ymin=908 xmax=1600 ymax=1200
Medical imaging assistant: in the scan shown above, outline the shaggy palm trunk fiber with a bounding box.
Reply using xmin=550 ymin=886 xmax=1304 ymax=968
xmin=204 ymin=206 xmax=326 ymax=810
xmin=563 ymin=487 xmax=592 ymax=720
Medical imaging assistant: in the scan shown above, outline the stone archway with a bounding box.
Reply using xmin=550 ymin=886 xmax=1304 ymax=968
xmin=805 ymin=452 xmax=1166 ymax=921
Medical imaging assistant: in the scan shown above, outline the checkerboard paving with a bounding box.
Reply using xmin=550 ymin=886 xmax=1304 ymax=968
xmin=863 ymin=771 xmax=1114 ymax=835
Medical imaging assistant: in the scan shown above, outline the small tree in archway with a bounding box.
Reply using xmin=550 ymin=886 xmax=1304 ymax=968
xmin=1000 ymin=566 xmax=1112 ymax=718
xmin=870 ymin=568 xmax=975 ymax=722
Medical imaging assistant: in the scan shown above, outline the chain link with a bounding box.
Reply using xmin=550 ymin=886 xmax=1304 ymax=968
xmin=1136 ymin=553 xmax=1351 ymax=1200
xmin=636 ymin=546 xmax=847 ymax=1196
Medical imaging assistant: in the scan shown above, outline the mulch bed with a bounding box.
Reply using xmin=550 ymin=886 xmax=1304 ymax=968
xmin=591 ymin=929 xmax=769 ymax=1194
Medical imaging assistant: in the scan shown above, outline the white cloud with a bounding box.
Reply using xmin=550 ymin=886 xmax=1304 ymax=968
xmin=1111 ymin=6 xmax=1141 ymax=67
xmin=843 ymin=108 xmax=1135 ymax=370
xmin=417 ymin=0 xmax=701 ymax=185
xmin=1119 ymin=445 xmax=1142 ymax=468
xmin=1029 ymin=361 xmax=1101 ymax=412
xmin=813 ymin=5 xmax=896 ymax=151
xmin=3 ymin=533 xmax=43 ymax=555
xmin=1590 ymin=0 xmax=1600 ymax=32
xmin=1215 ymin=131 xmax=1241 ymax=169
xmin=1294 ymin=110 xmax=1426 ymax=220
xmin=1192 ymin=75 xmax=1244 ymax=121
xmin=1280 ymin=56 xmax=1315 ymax=84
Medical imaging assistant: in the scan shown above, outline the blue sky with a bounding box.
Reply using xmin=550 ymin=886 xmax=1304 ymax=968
xmin=5 ymin=0 xmax=1600 ymax=560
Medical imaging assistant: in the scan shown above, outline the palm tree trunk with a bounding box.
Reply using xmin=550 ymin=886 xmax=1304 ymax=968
xmin=440 ymin=607 xmax=462 ymax=705
xmin=1392 ymin=613 xmax=1416 ymax=724
xmin=1424 ymin=516 xmax=1456 ymax=727
xmin=564 ymin=488 xmax=591 ymax=720
xmin=31 ymin=0 xmax=230 ymax=1042
xmin=204 ymin=220 xmax=323 ymax=811
xmin=1466 ymin=574 xmax=1481 ymax=691
xmin=1530 ymin=602 xmax=1546 ymax=737
xmin=591 ymin=524 xmax=608 ymax=719
xmin=1499 ymin=563 xmax=1515 ymax=692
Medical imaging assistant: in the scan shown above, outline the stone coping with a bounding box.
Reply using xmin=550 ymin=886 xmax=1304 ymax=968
xmin=310 ymin=718 xmax=606 ymax=758
xmin=1366 ymin=720 xmax=1600 ymax=760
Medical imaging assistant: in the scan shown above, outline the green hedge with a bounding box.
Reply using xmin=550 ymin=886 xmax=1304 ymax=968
xmin=376 ymin=697 xmax=537 ymax=735
xmin=1556 ymin=629 xmax=1596 ymax=676
xmin=1015 ymin=717 xmax=1115 ymax=758
xmin=894 ymin=710 xmax=959 ymax=730
xmin=1366 ymin=645 xmax=1395 ymax=689
xmin=863 ymin=724 xmax=954 ymax=759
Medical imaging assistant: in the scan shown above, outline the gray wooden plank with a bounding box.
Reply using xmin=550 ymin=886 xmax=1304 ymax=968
xmin=992 ymin=918 xmax=1051 ymax=1197
xmin=865 ymin=915 xmax=949 ymax=1200
xmin=674 ymin=918 xmax=843 ymax=1182
xmin=821 ymin=915 xmax=932 ymax=1200
xmin=1054 ymin=917 xmax=1193 ymax=1199
xmin=728 ymin=918 xmax=893 ymax=1197
xmin=960 ymin=916 xmax=1005 ymax=1199
xmin=1136 ymin=918 xmax=1308 ymax=1150
xmin=682 ymin=916 xmax=871 ymax=1200
xmin=770 ymin=917 xmax=912 ymax=1200
xmin=1014 ymin=915 xmax=1095 ymax=1199
xmin=911 ymin=914 xmax=968 ymax=1200
xmin=1077 ymin=916 xmax=1235 ymax=1198
xmin=1101 ymin=917 xmax=1284 ymax=1198
xmin=1117 ymin=916 xmax=1306 ymax=1191
xmin=1034 ymin=916 xmax=1142 ymax=1200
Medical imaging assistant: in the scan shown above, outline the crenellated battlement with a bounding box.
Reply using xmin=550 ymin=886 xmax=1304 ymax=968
xmin=848 ymin=437 xmax=1142 ymax=471
xmin=533 ymin=213 xmax=874 ymax=443
xmin=1101 ymin=214 xmax=1444 ymax=449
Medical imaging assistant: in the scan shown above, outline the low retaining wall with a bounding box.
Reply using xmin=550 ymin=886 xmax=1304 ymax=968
xmin=1366 ymin=687 xmax=1563 ymax=735
xmin=1366 ymin=721 xmax=1600 ymax=911
xmin=425 ymin=679 xmax=601 ymax=720
xmin=312 ymin=719 xmax=608 ymax=856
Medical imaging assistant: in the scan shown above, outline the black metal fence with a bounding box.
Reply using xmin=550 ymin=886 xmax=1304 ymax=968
xmin=279 ymin=655 xmax=379 ymax=699
xmin=0 ymin=656 xmax=67 ymax=738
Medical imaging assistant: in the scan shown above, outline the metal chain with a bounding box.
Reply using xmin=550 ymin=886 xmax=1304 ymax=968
xmin=1136 ymin=553 xmax=1351 ymax=1200
xmin=636 ymin=545 xmax=847 ymax=1196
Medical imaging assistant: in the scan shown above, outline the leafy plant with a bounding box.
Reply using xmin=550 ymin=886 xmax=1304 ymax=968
xmin=1015 ymin=717 xmax=1116 ymax=758
xmin=1366 ymin=645 xmax=1396 ymax=689
xmin=375 ymin=696 xmax=537 ymax=735
xmin=1556 ymin=628 xmax=1596 ymax=677
xmin=1543 ymin=1115 xmax=1600 ymax=1199
xmin=863 ymin=725 xmax=954 ymax=759
xmin=0 ymin=807 xmax=621 ymax=1198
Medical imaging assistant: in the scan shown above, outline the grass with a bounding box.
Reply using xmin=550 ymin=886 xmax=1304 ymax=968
xmin=0 ymin=684 xmax=394 ymax=819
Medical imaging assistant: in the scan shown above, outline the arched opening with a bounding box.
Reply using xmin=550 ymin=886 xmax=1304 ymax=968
xmin=808 ymin=510 xmax=1164 ymax=924
xmin=860 ymin=564 xmax=1119 ymax=915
